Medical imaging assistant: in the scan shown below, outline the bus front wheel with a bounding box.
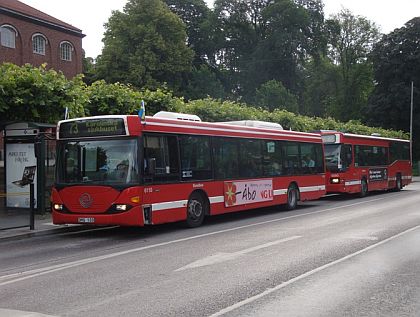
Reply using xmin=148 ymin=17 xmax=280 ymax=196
xmin=186 ymin=193 xmax=206 ymax=228
xmin=286 ymin=184 xmax=299 ymax=210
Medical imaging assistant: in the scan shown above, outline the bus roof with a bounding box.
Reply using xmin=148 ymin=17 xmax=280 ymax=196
xmin=57 ymin=114 xmax=323 ymax=143
xmin=320 ymin=131 xmax=409 ymax=144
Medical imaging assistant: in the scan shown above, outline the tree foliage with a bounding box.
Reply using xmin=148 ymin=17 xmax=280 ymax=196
xmin=96 ymin=0 xmax=194 ymax=92
xmin=255 ymin=80 xmax=298 ymax=112
xmin=367 ymin=17 xmax=420 ymax=158
xmin=0 ymin=63 xmax=86 ymax=123
xmin=324 ymin=9 xmax=380 ymax=121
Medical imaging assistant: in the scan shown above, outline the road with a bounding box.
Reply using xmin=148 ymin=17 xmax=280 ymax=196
xmin=1 ymin=182 xmax=420 ymax=317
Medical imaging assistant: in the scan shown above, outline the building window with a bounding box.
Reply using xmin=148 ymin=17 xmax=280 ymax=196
xmin=0 ymin=25 xmax=17 ymax=48
xmin=32 ymin=34 xmax=47 ymax=55
xmin=60 ymin=41 xmax=73 ymax=61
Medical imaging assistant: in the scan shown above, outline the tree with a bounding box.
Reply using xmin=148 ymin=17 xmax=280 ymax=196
xmin=367 ymin=17 xmax=420 ymax=158
xmin=184 ymin=65 xmax=226 ymax=100
xmin=255 ymin=80 xmax=298 ymax=112
xmin=212 ymin=0 xmax=326 ymax=104
xmin=326 ymin=9 xmax=381 ymax=121
xmin=163 ymin=0 xmax=214 ymax=65
xmin=0 ymin=63 xmax=86 ymax=123
xmin=95 ymin=0 xmax=194 ymax=92
xmin=302 ymin=56 xmax=340 ymax=117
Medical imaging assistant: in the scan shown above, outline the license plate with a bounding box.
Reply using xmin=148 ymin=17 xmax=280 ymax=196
xmin=78 ymin=217 xmax=95 ymax=223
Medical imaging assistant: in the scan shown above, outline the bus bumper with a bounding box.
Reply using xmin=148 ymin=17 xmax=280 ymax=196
xmin=52 ymin=206 xmax=144 ymax=227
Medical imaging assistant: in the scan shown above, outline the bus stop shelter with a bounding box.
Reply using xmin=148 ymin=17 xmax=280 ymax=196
xmin=0 ymin=122 xmax=56 ymax=230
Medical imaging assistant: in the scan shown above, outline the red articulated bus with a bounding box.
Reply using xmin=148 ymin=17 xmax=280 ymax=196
xmin=321 ymin=131 xmax=412 ymax=196
xmin=51 ymin=112 xmax=326 ymax=228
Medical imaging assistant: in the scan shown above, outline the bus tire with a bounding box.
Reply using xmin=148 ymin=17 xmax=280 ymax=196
xmin=395 ymin=174 xmax=403 ymax=191
xmin=359 ymin=178 xmax=368 ymax=197
xmin=185 ymin=192 xmax=206 ymax=228
xmin=286 ymin=184 xmax=299 ymax=210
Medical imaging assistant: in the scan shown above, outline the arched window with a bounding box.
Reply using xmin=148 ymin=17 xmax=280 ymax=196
xmin=60 ymin=41 xmax=73 ymax=61
xmin=0 ymin=25 xmax=17 ymax=48
xmin=32 ymin=33 xmax=47 ymax=55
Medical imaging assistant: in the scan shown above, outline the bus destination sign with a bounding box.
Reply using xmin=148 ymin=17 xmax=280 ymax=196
xmin=59 ymin=118 xmax=126 ymax=138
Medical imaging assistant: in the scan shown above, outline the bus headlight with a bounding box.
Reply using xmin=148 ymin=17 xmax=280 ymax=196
xmin=115 ymin=204 xmax=128 ymax=211
xmin=330 ymin=177 xmax=340 ymax=184
xmin=53 ymin=204 xmax=64 ymax=210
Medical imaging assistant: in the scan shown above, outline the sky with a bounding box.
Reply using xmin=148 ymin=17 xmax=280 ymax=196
xmin=19 ymin=0 xmax=420 ymax=58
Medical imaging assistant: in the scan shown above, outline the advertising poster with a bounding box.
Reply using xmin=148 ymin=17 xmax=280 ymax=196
xmin=6 ymin=143 xmax=37 ymax=208
xmin=224 ymin=179 xmax=273 ymax=207
xmin=369 ymin=168 xmax=388 ymax=182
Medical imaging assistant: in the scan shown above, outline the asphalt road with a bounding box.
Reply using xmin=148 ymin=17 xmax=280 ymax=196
xmin=1 ymin=182 xmax=420 ymax=317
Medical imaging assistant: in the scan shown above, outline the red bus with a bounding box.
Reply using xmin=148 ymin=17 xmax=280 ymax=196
xmin=51 ymin=112 xmax=326 ymax=227
xmin=321 ymin=131 xmax=412 ymax=196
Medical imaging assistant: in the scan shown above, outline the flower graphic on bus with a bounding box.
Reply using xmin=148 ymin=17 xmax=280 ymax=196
xmin=225 ymin=182 xmax=237 ymax=206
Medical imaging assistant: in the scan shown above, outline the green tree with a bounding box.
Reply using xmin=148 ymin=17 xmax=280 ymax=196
xmin=367 ymin=17 xmax=420 ymax=158
xmin=255 ymin=80 xmax=298 ymax=112
xmin=0 ymin=63 xmax=86 ymax=123
xmin=164 ymin=0 xmax=214 ymax=65
xmin=212 ymin=0 xmax=326 ymax=104
xmin=82 ymin=55 xmax=97 ymax=85
xmin=184 ymin=65 xmax=225 ymax=100
xmin=302 ymin=56 xmax=340 ymax=117
xmin=326 ymin=9 xmax=380 ymax=121
xmin=96 ymin=0 xmax=194 ymax=92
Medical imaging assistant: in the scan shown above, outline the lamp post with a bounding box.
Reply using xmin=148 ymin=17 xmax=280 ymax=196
xmin=410 ymin=81 xmax=414 ymax=165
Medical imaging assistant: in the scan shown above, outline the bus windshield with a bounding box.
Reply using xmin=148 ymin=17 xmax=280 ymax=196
xmin=324 ymin=143 xmax=352 ymax=172
xmin=56 ymin=138 xmax=139 ymax=185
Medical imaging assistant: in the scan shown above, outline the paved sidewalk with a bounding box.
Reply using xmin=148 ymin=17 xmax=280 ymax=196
xmin=0 ymin=212 xmax=90 ymax=241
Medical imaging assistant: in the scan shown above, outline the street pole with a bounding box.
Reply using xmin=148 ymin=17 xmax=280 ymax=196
xmin=410 ymin=81 xmax=414 ymax=165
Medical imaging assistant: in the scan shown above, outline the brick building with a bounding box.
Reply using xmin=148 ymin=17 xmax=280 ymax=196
xmin=0 ymin=0 xmax=84 ymax=78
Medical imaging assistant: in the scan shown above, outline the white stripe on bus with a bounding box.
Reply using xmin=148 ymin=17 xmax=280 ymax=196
xmin=345 ymin=180 xmax=361 ymax=186
xmin=151 ymin=185 xmax=325 ymax=211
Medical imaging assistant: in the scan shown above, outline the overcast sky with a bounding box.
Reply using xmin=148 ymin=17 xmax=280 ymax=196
xmin=20 ymin=0 xmax=420 ymax=58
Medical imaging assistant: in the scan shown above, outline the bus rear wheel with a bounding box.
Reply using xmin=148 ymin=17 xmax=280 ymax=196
xmin=185 ymin=193 xmax=207 ymax=228
xmin=286 ymin=184 xmax=299 ymax=210
xmin=395 ymin=174 xmax=403 ymax=191
xmin=359 ymin=178 xmax=368 ymax=197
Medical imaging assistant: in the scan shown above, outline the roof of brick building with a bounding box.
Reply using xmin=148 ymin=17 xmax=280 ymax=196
xmin=0 ymin=0 xmax=82 ymax=33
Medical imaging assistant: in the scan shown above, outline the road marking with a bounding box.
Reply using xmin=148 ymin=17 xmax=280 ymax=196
xmin=209 ymin=224 xmax=420 ymax=317
xmin=0 ymin=308 xmax=57 ymax=316
xmin=0 ymin=196 xmax=396 ymax=286
xmin=175 ymin=236 xmax=301 ymax=272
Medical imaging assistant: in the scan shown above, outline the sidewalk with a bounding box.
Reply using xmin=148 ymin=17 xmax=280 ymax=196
xmin=0 ymin=212 xmax=91 ymax=241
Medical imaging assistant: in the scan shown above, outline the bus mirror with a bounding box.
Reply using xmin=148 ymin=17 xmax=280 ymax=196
xmin=147 ymin=158 xmax=156 ymax=175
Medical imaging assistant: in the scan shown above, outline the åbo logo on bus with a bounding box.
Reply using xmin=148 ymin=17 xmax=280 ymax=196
xmin=224 ymin=180 xmax=273 ymax=207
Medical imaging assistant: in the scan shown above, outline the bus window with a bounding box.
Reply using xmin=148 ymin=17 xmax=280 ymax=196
xmin=179 ymin=135 xmax=212 ymax=180
xmin=144 ymin=134 xmax=179 ymax=183
xmin=239 ymin=139 xmax=263 ymax=178
xmin=213 ymin=137 xmax=240 ymax=179
xmin=284 ymin=142 xmax=300 ymax=175
xmin=300 ymin=143 xmax=325 ymax=174
xmin=262 ymin=140 xmax=283 ymax=176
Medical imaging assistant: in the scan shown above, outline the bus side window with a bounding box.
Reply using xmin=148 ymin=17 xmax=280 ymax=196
xmin=144 ymin=134 xmax=180 ymax=183
xmin=341 ymin=144 xmax=352 ymax=170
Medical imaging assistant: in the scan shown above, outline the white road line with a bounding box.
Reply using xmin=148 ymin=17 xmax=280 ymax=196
xmin=209 ymin=224 xmax=420 ymax=317
xmin=175 ymin=236 xmax=301 ymax=271
xmin=0 ymin=196 xmax=394 ymax=287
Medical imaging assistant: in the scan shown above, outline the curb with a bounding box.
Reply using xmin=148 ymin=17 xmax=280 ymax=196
xmin=0 ymin=224 xmax=95 ymax=242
